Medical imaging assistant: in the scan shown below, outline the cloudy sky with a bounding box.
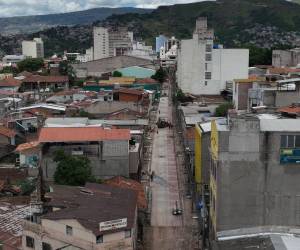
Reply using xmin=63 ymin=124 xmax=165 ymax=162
xmin=0 ymin=0 xmax=206 ymax=18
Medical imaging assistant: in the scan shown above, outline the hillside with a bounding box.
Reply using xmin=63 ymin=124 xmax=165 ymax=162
xmin=0 ymin=7 xmax=152 ymax=35
xmin=1 ymin=0 xmax=300 ymax=57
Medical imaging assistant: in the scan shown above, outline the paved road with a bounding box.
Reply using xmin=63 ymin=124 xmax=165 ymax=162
xmin=150 ymin=95 xmax=182 ymax=227
xmin=143 ymin=85 xmax=198 ymax=250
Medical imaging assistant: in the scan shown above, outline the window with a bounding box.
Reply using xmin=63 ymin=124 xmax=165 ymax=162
xmin=66 ymin=225 xmax=73 ymax=235
xmin=205 ymin=53 xmax=212 ymax=61
xmin=204 ymin=81 xmax=208 ymax=86
xmin=206 ymin=44 xmax=212 ymax=52
xmin=205 ymin=63 xmax=208 ymax=71
xmin=281 ymin=135 xmax=300 ymax=148
xmin=42 ymin=242 xmax=52 ymax=250
xmin=205 ymin=72 xmax=212 ymax=80
xmin=125 ymin=229 xmax=132 ymax=238
xmin=26 ymin=236 xmax=35 ymax=248
xmin=96 ymin=235 xmax=103 ymax=244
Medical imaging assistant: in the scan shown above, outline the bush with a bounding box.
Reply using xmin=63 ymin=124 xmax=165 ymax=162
xmin=17 ymin=58 xmax=44 ymax=72
xmin=112 ymin=71 xmax=122 ymax=77
xmin=151 ymin=67 xmax=166 ymax=83
xmin=53 ymin=150 xmax=92 ymax=186
xmin=215 ymin=102 xmax=234 ymax=117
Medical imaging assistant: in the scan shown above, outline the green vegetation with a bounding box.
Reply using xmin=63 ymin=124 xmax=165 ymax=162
xmin=0 ymin=66 xmax=19 ymax=75
xmin=175 ymin=88 xmax=194 ymax=103
xmin=53 ymin=150 xmax=92 ymax=186
xmin=112 ymin=71 xmax=123 ymax=77
xmin=59 ymin=60 xmax=75 ymax=85
xmin=17 ymin=58 xmax=44 ymax=72
xmin=17 ymin=179 xmax=36 ymax=195
xmin=215 ymin=102 xmax=234 ymax=117
xmin=151 ymin=67 xmax=166 ymax=83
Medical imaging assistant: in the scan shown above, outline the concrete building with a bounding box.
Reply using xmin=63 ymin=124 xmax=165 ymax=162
xmin=94 ymin=27 xmax=133 ymax=60
xmin=22 ymin=38 xmax=44 ymax=58
xmin=272 ymin=48 xmax=300 ymax=67
xmin=208 ymin=113 xmax=300 ymax=240
xmin=177 ymin=17 xmax=249 ymax=95
xmin=22 ymin=183 xmax=138 ymax=250
xmin=34 ymin=127 xmax=139 ymax=180
xmin=2 ymin=54 xmax=26 ymax=64
xmin=159 ymin=37 xmax=179 ymax=67
xmin=76 ymin=47 xmax=94 ymax=63
xmin=127 ymin=41 xmax=155 ymax=60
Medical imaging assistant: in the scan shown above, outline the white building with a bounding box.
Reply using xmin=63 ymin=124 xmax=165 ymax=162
xmin=93 ymin=27 xmax=133 ymax=60
xmin=126 ymin=41 xmax=155 ymax=60
xmin=177 ymin=17 xmax=249 ymax=95
xmin=22 ymin=38 xmax=44 ymax=58
xmin=159 ymin=36 xmax=179 ymax=67
xmin=76 ymin=47 xmax=94 ymax=63
xmin=2 ymin=55 xmax=26 ymax=65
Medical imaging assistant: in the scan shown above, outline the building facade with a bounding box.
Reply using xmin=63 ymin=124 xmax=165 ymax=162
xmin=177 ymin=17 xmax=249 ymax=95
xmin=272 ymin=48 xmax=300 ymax=67
xmin=209 ymin=114 xmax=300 ymax=241
xmin=22 ymin=38 xmax=44 ymax=58
xmin=94 ymin=27 xmax=133 ymax=60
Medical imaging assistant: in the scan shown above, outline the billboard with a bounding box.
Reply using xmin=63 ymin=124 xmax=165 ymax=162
xmin=280 ymin=148 xmax=300 ymax=164
xmin=99 ymin=218 xmax=127 ymax=232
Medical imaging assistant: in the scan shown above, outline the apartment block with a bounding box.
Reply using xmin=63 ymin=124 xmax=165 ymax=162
xmin=177 ymin=17 xmax=249 ymax=95
xmin=94 ymin=27 xmax=133 ymax=60
xmin=22 ymin=38 xmax=44 ymax=58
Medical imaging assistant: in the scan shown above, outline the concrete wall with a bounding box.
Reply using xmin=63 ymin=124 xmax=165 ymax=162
xmin=42 ymin=141 xmax=130 ymax=180
xmin=214 ymin=117 xmax=300 ymax=236
xmin=275 ymin=90 xmax=300 ymax=107
xmin=177 ymin=39 xmax=249 ymax=95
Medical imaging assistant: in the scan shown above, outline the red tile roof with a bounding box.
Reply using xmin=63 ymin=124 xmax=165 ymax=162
xmin=38 ymin=127 xmax=131 ymax=142
xmin=277 ymin=106 xmax=300 ymax=114
xmin=15 ymin=141 xmax=40 ymax=152
xmin=105 ymin=176 xmax=147 ymax=209
xmin=0 ymin=127 xmax=16 ymax=138
xmin=117 ymin=88 xmax=144 ymax=96
xmin=0 ymin=78 xmax=22 ymax=87
xmin=23 ymin=75 xmax=69 ymax=83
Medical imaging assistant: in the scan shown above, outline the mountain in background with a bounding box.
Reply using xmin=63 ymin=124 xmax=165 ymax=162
xmin=0 ymin=7 xmax=152 ymax=35
xmin=1 ymin=0 xmax=300 ymax=62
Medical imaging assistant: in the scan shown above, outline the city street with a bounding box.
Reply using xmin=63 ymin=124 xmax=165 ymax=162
xmin=143 ymin=82 xmax=198 ymax=249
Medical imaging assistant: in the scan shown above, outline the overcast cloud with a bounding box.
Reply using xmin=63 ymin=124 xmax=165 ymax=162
xmin=0 ymin=0 xmax=205 ymax=17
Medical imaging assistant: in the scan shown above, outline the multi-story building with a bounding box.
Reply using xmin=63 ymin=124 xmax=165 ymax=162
xmin=22 ymin=183 xmax=138 ymax=250
xmin=272 ymin=48 xmax=300 ymax=67
xmin=2 ymin=54 xmax=26 ymax=64
xmin=177 ymin=17 xmax=249 ymax=95
xmin=208 ymin=113 xmax=300 ymax=241
xmin=159 ymin=36 xmax=179 ymax=67
xmin=22 ymin=38 xmax=44 ymax=58
xmin=127 ymin=42 xmax=155 ymax=60
xmin=94 ymin=27 xmax=133 ymax=60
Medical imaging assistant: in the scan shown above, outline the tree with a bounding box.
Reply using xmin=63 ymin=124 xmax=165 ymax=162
xmin=59 ymin=61 xmax=75 ymax=85
xmin=53 ymin=150 xmax=92 ymax=186
xmin=0 ymin=66 xmax=19 ymax=75
xmin=151 ymin=67 xmax=166 ymax=83
xmin=215 ymin=102 xmax=234 ymax=117
xmin=112 ymin=71 xmax=122 ymax=77
xmin=17 ymin=58 xmax=44 ymax=72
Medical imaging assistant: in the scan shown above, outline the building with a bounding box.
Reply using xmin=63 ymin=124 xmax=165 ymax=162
xmin=22 ymin=38 xmax=44 ymax=58
xmin=76 ymin=47 xmax=94 ymax=63
xmin=22 ymin=183 xmax=138 ymax=250
xmin=177 ymin=17 xmax=249 ymax=95
xmin=72 ymin=55 xmax=154 ymax=78
xmin=272 ymin=48 xmax=300 ymax=67
xmin=155 ymin=35 xmax=168 ymax=53
xmin=208 ymin=113 xmax=300 ymax=241
xmin=35 ymin=127 xmax=136 ymax=180
xmin=127 ymin=42 xmax=155 ymax=60
xmin=2 ymin=55 xmax=26 ymax=64
xmin=93 ymin=27 xmax=133 ymax=60
xmin=159 ymin=36 xmax=179 ymax=67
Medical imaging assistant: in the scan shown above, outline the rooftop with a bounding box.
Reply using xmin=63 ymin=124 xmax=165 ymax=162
xmin=22 ymin=75 xmax=69 ymax=83
xmin=44 ymin=183 xmax=138 ymax=236
xmin=0 ymin=77 xmax=22 ymax=87
xmin=38 ymin=127 xmax=131 ymax=142
xmin=15 ymin=141 xmax=40 ymax=152
xmin=0 ymin=126 xmax=16 ymax=138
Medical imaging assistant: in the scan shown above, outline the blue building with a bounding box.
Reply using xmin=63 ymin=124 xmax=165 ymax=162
xmin=155 ymin=35 xmax=168 ymax=53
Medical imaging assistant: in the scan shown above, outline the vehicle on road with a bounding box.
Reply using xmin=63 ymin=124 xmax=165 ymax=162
xmin=172 ymin=200 xmax=182 ymax=215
